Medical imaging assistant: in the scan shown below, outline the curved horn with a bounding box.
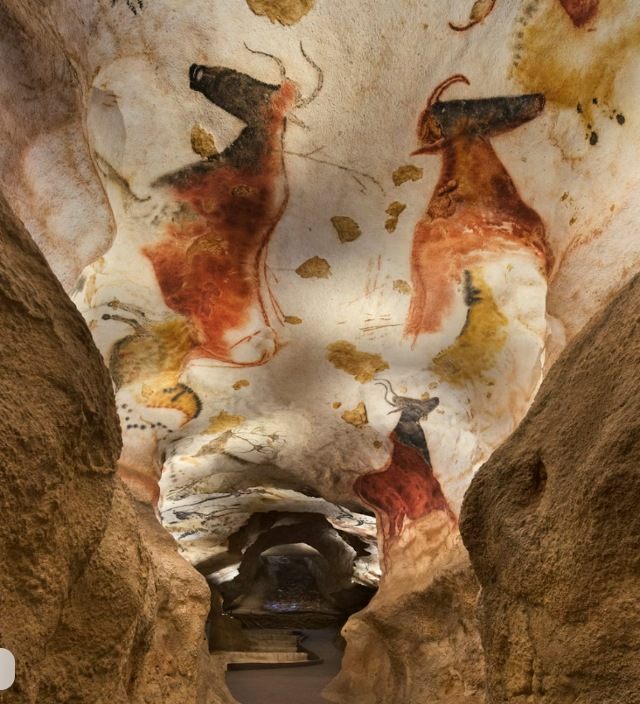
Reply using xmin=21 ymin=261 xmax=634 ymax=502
xmin=244 ymin=42 xmax=286 ymax=83
xmin=448 ymin=0 xmax=498 ymax=32
xmin=374 ymin=378 xmax=398 ymax=406
xmin=296 ymin=42 xmax=324 ymax=109
xmin=427 ymin=74 xmax=470 ymax=108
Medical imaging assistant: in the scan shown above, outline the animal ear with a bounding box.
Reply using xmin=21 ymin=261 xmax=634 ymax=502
xmin=411 ymin=139 xmax=446 ymax=155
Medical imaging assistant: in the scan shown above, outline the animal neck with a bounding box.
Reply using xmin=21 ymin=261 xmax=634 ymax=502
xmin=429 ymin=134 xmax=521 ymax=218
xmin=222 ymin=113 xmax=286 ymax=172
xmin=393 ymin=414 xmax=432 ymax=466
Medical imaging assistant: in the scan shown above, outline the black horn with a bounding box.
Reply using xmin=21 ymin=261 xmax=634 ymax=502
xmin=296 ymin=43 xmax=324 ymax=109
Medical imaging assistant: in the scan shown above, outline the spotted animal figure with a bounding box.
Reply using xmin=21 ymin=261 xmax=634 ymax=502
xmin=405 ymin=75 xmax=551 ymax=343
xmin=144 ymin=47 xmax=322 ymax=367
xmin=354 ymin=381 xmax=453 ymax=541
xmin=103 ymin=301 xmax=202 ymax=424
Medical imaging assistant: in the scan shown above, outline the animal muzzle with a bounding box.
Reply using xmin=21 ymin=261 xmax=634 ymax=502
xmin=430 ymin=93 xmax=545 ymax=141
xmin=188 ymin=64 xmax=281 ymax=125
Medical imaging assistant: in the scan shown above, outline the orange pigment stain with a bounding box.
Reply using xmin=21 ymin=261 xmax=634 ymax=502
xmin=144 ymin=81 xmax=298 ymax=366
xmin=558 ymin=0 xmax=599 ymax=28
xmin=406 ymin=137 xmax=549 ymax=338
xmin=405 ymin=84 xmax=551 ymax=341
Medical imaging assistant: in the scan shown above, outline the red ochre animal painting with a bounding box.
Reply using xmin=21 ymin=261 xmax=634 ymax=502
xmin=449 ymin=0 xmax=598 ymax=32
xmin=354 ymin=381 xmax=454 ymax=541
xmin=144 ymin=49 xmax=321 ymax=367
xmin=404 ymin=75 xmax=551 ymax=342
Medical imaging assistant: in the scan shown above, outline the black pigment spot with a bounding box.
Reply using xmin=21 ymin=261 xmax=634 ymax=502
xmin=590 ymin=131 xmax=598 ymax=146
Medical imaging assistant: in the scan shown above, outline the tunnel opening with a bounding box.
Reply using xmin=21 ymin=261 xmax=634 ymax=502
xmin=195 ymin=509 xmax=377 ymax=702
xmin=202 ymin=510 xmax=377 ymax=639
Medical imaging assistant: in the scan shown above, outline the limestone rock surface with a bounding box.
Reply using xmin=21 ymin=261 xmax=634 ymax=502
xmin=324 ymin=540 xmax=484 ymax=704
xmin=0 ymin=192 xmax=232 ymax=703
xmin=0 ymin=188 xmax=120 ymax=701
xmin=460 ymin=272 xmax=640 ymax=703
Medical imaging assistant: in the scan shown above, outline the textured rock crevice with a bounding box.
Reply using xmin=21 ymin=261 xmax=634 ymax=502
xmin=461 ymin=272 xmax=640 ymax=704
xmin=0 ymin=192 xmax=233 ymax=704
xmin=325 ymin=539 xmax=485 ymax=704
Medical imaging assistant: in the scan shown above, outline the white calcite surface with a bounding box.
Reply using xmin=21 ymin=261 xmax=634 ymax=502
xmin=1 ymin=0 xmax=640 ymax=700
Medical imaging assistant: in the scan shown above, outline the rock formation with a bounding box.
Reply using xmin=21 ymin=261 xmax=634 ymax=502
xmin=0 ymin=192 xmax=234 ymax=703
xmin=460 ymin=272 xmax=640 ymax=703
xmin=325 ymin=541 xmax=484 ymax=704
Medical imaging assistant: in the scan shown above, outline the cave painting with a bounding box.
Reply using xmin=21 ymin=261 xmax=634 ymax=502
xmin=354 ymin=381 xmax=453 ymax=541
xmin=246 ymin=0 xmax=315 ymax=26
xmin=450 ymin=0 xmax=599 ymax=31
xmin=103 ymin=300 xmax=203 ymax=425
xmin=144 ymin=48 xmax=322 ymax=367
xmin=430 ymin=268 xmax=509 ymax=386
xmin=405 ymin=75 xmax=551 ymax=343
xmin=8 ymin=1 xmax=640 ymax=700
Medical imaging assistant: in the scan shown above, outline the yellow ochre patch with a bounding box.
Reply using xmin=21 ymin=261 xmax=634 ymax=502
xmin=191 ymin=124 xmax=218 ymax=159
xmin=246 ymin=0 xmax=314 ymax=25
xmin=325 ymin=341 xmax=389 ymax=384
xmin=430 ymin=270 xmax=508 ymax=387
xmin=393 ymin=165 xmax=423 ymax=186
xmin=511 ymin=0 xmax=639 ymax=128
xmin=385 ymin=201 xmax=407 ymax=232
xmin=296 ymin=257 xmax=332 ymax=279
xmin=139 ymin=373 xmax=202 ymax=423
xmin=331 ymin=216 xmax=362 ymax=243
xmin=341 ymin=402 xmax=368 ymax=428
xmin=201 ymin=410 xmax=247 ymax=435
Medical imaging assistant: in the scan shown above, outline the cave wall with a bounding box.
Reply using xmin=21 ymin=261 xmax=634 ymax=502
xmin=460 ymin=272 xmax=640 ymax=704
xmin=1 ymin=0 xmax=640 ymax=702
xmin=0 ymin=192 xmax=234 ymax=703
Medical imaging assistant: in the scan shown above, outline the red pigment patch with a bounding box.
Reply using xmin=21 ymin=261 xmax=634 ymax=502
xmin=559 ymin=0 xmax=599 ymax=27
xmin=405 ymin=137 xmax=549 ymax=340
xmin=144 ymin=167 xmax=284 ymax=365
xmin=118 ymin=463 xmax=161 ymax=507
xmin=354 ymin=432 xmax=452 ymax=540
xmin=144 ymin=80 xmax=297 ymax=366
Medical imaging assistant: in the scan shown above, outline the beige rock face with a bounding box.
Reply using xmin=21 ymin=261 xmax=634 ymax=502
xmin=0 ymin=192 xmax=232 ymax=703
xmin=460 ymin=273 xmax=640 ymax=703
xmin=325 ymin=540 xmax=484 ymax=704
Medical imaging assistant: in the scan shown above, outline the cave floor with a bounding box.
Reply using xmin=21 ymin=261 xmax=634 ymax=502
xmin=225 ymin=629 xmax=343 ymax=704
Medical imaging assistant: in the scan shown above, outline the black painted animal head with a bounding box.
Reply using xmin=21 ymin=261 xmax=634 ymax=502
xmin=375 ymin=379 xmax=440 ymax=421
xmin=189 ymin=44 xmax=322 ymax=128
xmin=413 ymin=74 xmax=545 ymax=154
xmin=189 ymin=64 xmax=282 ymax=126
